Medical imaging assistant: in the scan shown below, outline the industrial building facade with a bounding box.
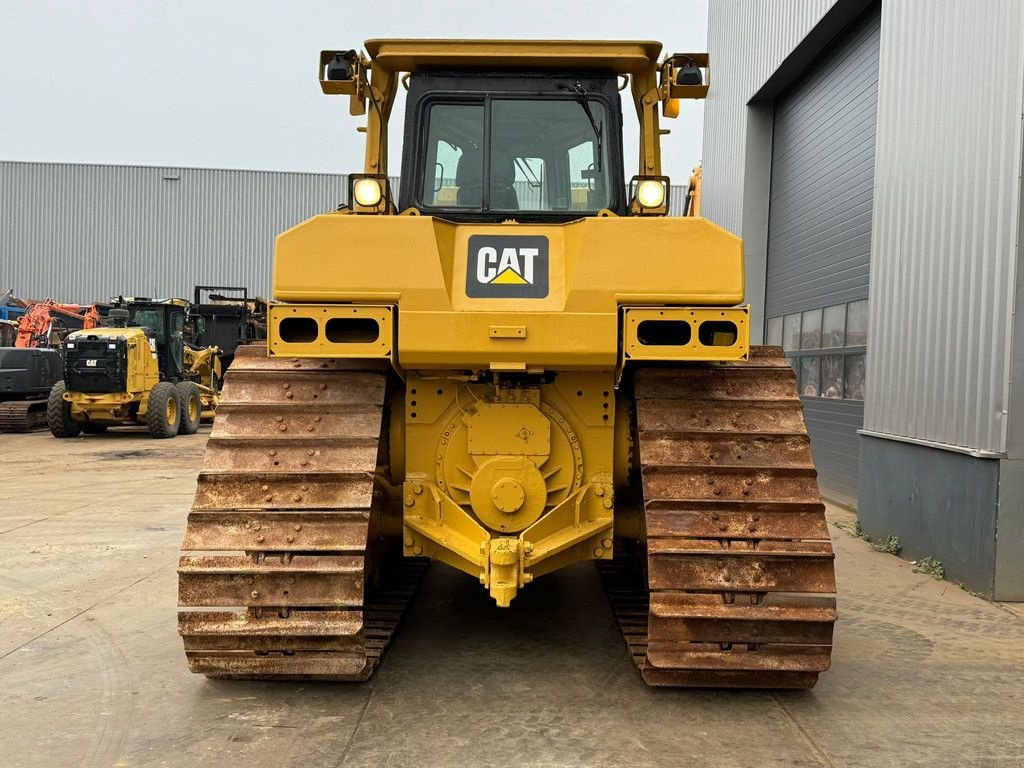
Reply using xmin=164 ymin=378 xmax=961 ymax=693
xmin=0 ymin=160 xmax=690 ymax=305
xmin=0 ymin=162 xmax=371 ymax=302
xmin=703 ymin=0 xmax=1024 ymax=598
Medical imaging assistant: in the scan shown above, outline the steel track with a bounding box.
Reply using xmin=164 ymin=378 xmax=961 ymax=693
xmin=600 ymin=346 xmax=837 ymax=689
xmin=177 ymin=346 xmax=425 ymax=680
xmin=0 ymin=399 xmax=48 ymax=432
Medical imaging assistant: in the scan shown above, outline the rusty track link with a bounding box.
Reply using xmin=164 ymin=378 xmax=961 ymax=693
xmin=0 ymin=399 xmax=48 ymax=432
xmin=600 ymin=346 xmax=837 ymax=689
xmin=177 ymin=345 xmax=425 ymax=680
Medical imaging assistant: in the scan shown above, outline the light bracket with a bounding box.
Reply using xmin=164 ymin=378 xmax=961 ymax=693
xmin=348 ymin=173 xmax=391 ymax=215
xmin=659 ymin=53 xmax=710 ymax=101
xmin=629 ymin=175 xmax=670 ymax=216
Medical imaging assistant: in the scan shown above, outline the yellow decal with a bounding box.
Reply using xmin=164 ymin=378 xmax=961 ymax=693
xmin=491 ymin=268 xmax=529 ymax=285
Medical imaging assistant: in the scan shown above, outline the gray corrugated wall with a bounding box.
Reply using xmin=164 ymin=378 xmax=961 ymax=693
xmin=667 ymin=186 xmax=689 ymax=217
xmin=704 ymin=0 xmax=1024 ymax=456
xmin=802 ymin=399 xmax=864 ymax=506
xmin=1 ymin=161 xmax=690 ymax=306
xmin=703 ymin=0 xmax=840 ymax=234
xmin=765 ymin=8 xmax=879 ymax=318
xmin=0 ymin=162 xmax=354 ymax=303
xmin=764 ymin=6 xmax=880 ymax=505
xmin=864 ymin=0 xmax=1024 ymax=454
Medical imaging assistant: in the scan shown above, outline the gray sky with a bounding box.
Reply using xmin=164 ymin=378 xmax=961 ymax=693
xmin=0 ymin=0 xmax=708 ymax=179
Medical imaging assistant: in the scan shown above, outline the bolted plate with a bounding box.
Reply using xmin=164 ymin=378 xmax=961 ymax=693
xmin=642 ymin=465 xmax=821 ymax=504
xmin=639 ymin=432 xmax=813 ymax=469
xmin=211 ymin=405 xmax=384 ymax=440
xmin=644 ymin=504 xmax=829 ymax=540
xmin=466 ymin=402 xmax=551 ymax=457
xmin=185 ymin=651 xmax=373 ymax=679
xmin=647 ymin=539 xmax=836 ymax=593
xmin=635 ymin=366 xmax=798 ymax=401
xmin=638 ymin=400 xmax=809 ymax=434
xmin=192 ymin=471 xmax=374 ymax=511
xmin=202 ymin=437 xmax=379 ymax=473
xmin=179 ymin=609 xmax=364 ymax=651
xmin=182 ymin=510 xmax=369 ymax=552
xmin=222 ymin=369 xmax=386 ymax=406
xmin=178 ymin=554 xmax=365 ymax=608
xmin=641 ymin=669 xmax=821 ymax=689
xmin=645 ymin=643 xmax=832 ymax=673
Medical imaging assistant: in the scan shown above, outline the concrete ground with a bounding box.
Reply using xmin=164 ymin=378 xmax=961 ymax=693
xmin=0 ymin=430 xmax=1022 ymax=768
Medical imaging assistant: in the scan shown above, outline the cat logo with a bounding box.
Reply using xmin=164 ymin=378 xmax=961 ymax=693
xmin=466 ymin=235 xmax=549 ymax=298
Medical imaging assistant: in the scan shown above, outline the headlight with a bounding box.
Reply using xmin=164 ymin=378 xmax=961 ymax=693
xmin=353 ymin=177 xmax=383 ymax=207
xmin=629 ymin=175 xmax=670 ymax=215
xmin=636 ymin=179 xmax=666 ymax=209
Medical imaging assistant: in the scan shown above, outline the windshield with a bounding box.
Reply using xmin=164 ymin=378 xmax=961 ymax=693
xmin=130 ymin=308 xmax=165 ymax=339
xmin=420 ymin=98 xmax=611 ymax=214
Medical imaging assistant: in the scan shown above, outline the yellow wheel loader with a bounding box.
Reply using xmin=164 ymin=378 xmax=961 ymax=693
xmin=50 ymin=299 xmax=221 ymax=439
xmin=177 ymin=40 xmax=836 ymax=688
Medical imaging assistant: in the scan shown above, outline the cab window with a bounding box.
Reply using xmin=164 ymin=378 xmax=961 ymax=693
xmin=421 ymin=103 xmax=484 ymax=208
xmin=418 ymin=97 xmax=611 ymax=214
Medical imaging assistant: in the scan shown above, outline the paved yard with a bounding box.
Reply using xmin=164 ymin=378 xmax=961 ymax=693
xmin=0 ymin=429 xmax=1022 ymax=767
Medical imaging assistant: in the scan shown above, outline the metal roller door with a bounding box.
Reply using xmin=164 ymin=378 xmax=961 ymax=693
xmin=763 ymin=5 xmax=881 ymax=508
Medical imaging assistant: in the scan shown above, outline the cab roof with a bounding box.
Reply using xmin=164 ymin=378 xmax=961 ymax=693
xmin=363 ymin=39 xmax=663 ymax=74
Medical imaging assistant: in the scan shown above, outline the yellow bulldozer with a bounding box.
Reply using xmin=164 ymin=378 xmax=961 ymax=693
xmin=177 ymin=40 xmax=836 ymax=688
xmin=49 ymin=299 xmax=221 ymax=438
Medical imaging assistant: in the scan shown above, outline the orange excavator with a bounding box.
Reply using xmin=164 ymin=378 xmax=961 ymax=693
xmin=15 ymin=301 xmax=101 ymax=349
xmin=0 ymin=300 xmax=101 ymax=432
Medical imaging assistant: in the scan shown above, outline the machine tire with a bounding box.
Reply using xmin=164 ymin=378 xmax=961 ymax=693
xmin=176 ymin=381 xmax=202 ymax=435
xmin=47 ymin=382 xmax=81 ymax=438
xmin=82 ymin=423 xmax=108 ymax=434
xmin=147 ymin=381 xmax=180 ymax=439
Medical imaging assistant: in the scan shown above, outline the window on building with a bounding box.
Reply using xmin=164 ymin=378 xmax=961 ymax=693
xmin=821 ymin=355 xmax=844 ymax=399
xmin=822 ymin=304 xmax=845 ymax=348
xmin=801 ymin=308 xmax=822 ymax=350
xmin=845 ymin=354 xmax=866 ymax=400
xmin=783 ymin=313 xmax=801 ymax=351
xmin=846 ymin=300 xmax=868 ymax=346
xmin=800 ymin=356 xmax=820 ymax=397
xmin=766 ymin=299 xmax=868 ymax=401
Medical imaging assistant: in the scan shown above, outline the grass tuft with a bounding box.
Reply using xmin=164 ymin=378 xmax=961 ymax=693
xmin=835 ymin=519 xmax=868 ymax=540
xmin=871 ymin=535 xmax=902 ymax=555
xmin=913 ymin=556 xmax=944 ymax=579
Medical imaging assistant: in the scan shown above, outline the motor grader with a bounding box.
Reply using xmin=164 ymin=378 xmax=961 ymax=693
xmin=177 ymin=40 xmax=836 ymax=688
xmin=49 ymin=299 xmax=221 ymax=439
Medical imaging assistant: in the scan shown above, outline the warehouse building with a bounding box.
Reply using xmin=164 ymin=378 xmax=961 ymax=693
xmin=0 ymin=160 xmax=690 ymax=305
xmin=0 ymin=162 xmax=375 ymax=302
xmin=703 ymin=0 xmax=1024 ymax=598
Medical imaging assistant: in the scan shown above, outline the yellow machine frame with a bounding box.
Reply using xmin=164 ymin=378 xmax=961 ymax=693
xmin=267 ymin=41 xmax=747 ymax=605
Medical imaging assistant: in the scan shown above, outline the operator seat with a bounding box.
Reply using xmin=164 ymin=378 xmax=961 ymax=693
xmin=455 ymin=147 xmax=483 ymax=207
xmin=490 ymin=151 xmax=519 ymax=210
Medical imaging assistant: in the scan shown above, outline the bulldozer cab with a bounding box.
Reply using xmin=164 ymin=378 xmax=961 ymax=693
xmin=118 ymin=300 xmax=188 ymax=381
xmin=399 ymin=73 xmax=625 ymax=220
xmin=321 ymin=41 xmax=709 ymax=219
